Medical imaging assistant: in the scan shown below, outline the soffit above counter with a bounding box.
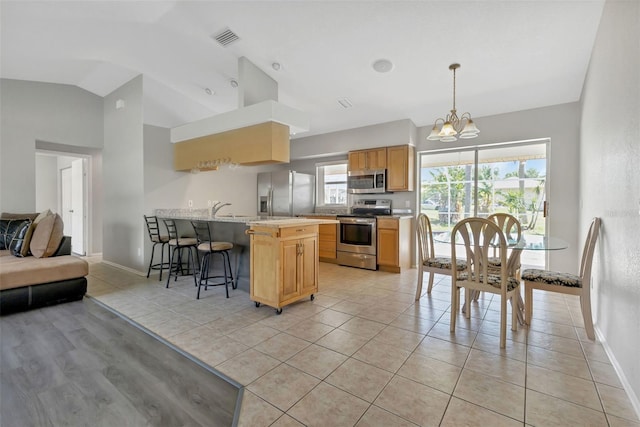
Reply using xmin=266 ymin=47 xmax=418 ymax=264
xmin=170 ymin=100 xmax=310 ymax=144
xmin=170 ymin=57 xmax=310 ymax=170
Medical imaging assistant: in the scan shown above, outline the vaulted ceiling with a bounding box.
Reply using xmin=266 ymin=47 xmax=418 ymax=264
xmin=1 ymin=1 xmax=605 ymax=138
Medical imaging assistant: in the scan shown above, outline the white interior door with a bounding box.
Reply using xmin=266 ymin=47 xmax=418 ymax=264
xmin=71 ymin=158 xmax=85 ymax=255
xmin=61 ymin=167 xmax=72 ymax=234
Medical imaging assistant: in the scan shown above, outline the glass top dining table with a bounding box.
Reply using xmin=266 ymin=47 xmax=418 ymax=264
xmin=433 ymin=231 xmax=569 ymax=325
xmin=433 ymin=231 xmax=569 ymax=251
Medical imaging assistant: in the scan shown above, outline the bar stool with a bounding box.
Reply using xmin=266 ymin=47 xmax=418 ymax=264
xmin=143 ymin=215 xmax=170 ymax=281
xmin=163 ymin=219 xmax=198 ymax=288
xmin=191 ymin=221 xmax=235 ymax=299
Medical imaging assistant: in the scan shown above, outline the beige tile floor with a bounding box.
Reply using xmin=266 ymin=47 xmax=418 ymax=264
xmin=85 ymin=259 xmax=639 ymax=426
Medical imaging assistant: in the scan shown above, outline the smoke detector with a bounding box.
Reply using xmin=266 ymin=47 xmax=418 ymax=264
xmin=372 ymin=59 xmax=394 ymax=73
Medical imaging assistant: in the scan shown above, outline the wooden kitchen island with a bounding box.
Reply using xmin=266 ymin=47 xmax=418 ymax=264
xmin=247 ymin=218 xmax=338 ymax=314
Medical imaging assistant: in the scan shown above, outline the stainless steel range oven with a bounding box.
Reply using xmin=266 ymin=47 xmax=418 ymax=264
xmin=337 ymin=199 xmax=391 ymax=270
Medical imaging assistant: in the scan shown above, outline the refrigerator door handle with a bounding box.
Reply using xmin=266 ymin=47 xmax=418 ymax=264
xmin=268 ymin=188 xmax=273 ymax=216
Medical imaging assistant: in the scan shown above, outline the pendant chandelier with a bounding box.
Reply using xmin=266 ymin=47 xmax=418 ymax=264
xmin=427 ymin=63 xmax=479 ymax=142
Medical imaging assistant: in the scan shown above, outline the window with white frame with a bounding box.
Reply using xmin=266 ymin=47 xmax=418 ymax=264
xmin=316 ymin=161 xmax=348 ymax=207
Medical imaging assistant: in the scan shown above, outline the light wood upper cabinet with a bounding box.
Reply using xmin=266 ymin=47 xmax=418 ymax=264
xmin=377 ymin=217 xmax=411 ymax=273
xmin=386 ymin=145 xmax=414 ymax=192
xmin=348 ymin=148 xmax=387 ymax=170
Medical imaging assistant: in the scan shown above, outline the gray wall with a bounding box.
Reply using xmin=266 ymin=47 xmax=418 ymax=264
xmin=143 ymin=123 xmax=271 ymax=216
xmin=103 ymin=76 xmax=146 ymax=271
xmin=292 ymin=119 xmax=416 ymax=159
xmin=416 ymin=103 xmax=581 ymax=274
xmin=580 ymin=0 xmax=640 ymax=412
xmin=0 ymin=79 xmax=103 ymax=213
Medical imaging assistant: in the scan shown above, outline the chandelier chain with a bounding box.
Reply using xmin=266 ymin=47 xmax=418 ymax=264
xmin=452 ymin=66 xmax=456 ymax=112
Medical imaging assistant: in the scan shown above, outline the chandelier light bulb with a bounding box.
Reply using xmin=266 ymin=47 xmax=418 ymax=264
xmin=427 ymin=63 xmax=479 ymax=142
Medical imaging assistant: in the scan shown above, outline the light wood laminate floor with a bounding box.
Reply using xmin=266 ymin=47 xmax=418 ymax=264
xmin=0 ymin=295 xmax=240 ymax=427
xmin=15 ymin=258 xmax=639 ymax=426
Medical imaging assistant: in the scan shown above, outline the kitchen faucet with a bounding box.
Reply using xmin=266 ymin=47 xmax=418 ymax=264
xmin=211 ymin=202 xmax=232 ymax=217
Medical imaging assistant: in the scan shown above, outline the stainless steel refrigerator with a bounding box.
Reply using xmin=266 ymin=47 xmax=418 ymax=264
xmin=257 ymin=170 xmax=315 ymax=216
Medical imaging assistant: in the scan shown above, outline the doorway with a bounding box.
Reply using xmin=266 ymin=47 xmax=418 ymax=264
xmin=36 ymin=152 xmax=89 ymax=256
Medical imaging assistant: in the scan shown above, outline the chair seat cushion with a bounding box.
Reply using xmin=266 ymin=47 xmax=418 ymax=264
xmin=487 ymin=257 xmax=520 ymax=267
xmin=522 ymin=268 xmax=582 ymax=288
xmin=151 ymin=235 xmax=169 ymax=243
xmin=168 ymin=237 xmax=197 ymax=246
xmin=425 ymin=257 xmax=466 ymax=271
xmin=197 ymin=241 xmax=233 ymax=252
xmin=457 ymin=272 xmax=520 ymax=292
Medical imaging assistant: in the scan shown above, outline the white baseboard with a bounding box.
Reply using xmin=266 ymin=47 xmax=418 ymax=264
xmin=595 ymin=326 xmax=640 ymax=421
xmin=100 ymin=259 xmax=147 ymax=277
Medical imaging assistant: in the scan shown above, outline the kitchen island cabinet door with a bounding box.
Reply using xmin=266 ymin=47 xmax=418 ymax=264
xmin=281 ymin=239 xmax=301 ymax=302
xmin=299 ymin=236 xmax=318 ymax=296
xmin=250 ymin=233 xmax=280 ymax=304
xmin=281 ymin=235 xmax=318 ymax=304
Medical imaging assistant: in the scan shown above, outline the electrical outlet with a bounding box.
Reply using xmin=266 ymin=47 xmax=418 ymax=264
xmin=137 ymin=247 xmax=141 ymax=257
xmin=188 ymin=199 xmax=193 ymax=208
xmin=405 ymin=200 xmax=411 ymax=208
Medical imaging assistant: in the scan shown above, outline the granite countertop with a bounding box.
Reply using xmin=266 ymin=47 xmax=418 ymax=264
xmin=249 ymin=218 xmax=339 ymax=228
xmin=298 ymin=213 xmax=338 ymax=217
xmin=155 ymin=208 xmax=262 ymax=224
xmin=154 ymin=209 xmax=340 ymax=224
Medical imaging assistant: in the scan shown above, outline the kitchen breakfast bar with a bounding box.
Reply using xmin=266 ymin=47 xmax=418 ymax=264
xmin=154 ymin=209 xmax=337 ymax=313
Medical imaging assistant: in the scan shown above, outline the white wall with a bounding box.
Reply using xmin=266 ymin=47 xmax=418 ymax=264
xmin=35 ymin=154 xmax=58 ymax=212
xmin=0 ymin=79 xmax=103 ymax=213
xmin=103 ymin=76 xmax=145 ymax=270
xmin=580 ymin=0 xmax=640 ymax=413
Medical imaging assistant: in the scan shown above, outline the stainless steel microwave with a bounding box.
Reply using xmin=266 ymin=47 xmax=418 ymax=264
xmin=347 ymin=169 xmax=386 ymax=194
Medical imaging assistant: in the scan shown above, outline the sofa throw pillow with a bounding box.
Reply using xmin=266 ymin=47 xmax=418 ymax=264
xmin=0 ymin=219 xmax=31 ymax=250
xmin=29 ymin=213 xmax=64 ymax=258
xmin=34 ymin=209 xmax=53 ymax=224
xmin=8 ymin=219 xmax=34 ymax=257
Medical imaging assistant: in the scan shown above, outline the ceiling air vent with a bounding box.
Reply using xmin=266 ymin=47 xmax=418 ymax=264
xmin=213 ymin=28 xmax=239 ymax=47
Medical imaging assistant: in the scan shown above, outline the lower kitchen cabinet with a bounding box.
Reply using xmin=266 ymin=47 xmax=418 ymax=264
xmin=305 ymin=215 xmax=338 ymax=262
xmin=248 ymin=222 xmax=319 ymax=313
xmin=377 ymin=217 xmax=412 ymax=273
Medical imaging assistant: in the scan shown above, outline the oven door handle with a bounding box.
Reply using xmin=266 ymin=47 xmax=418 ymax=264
xmin=339 ymin=218 xmax=376 ymax=224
